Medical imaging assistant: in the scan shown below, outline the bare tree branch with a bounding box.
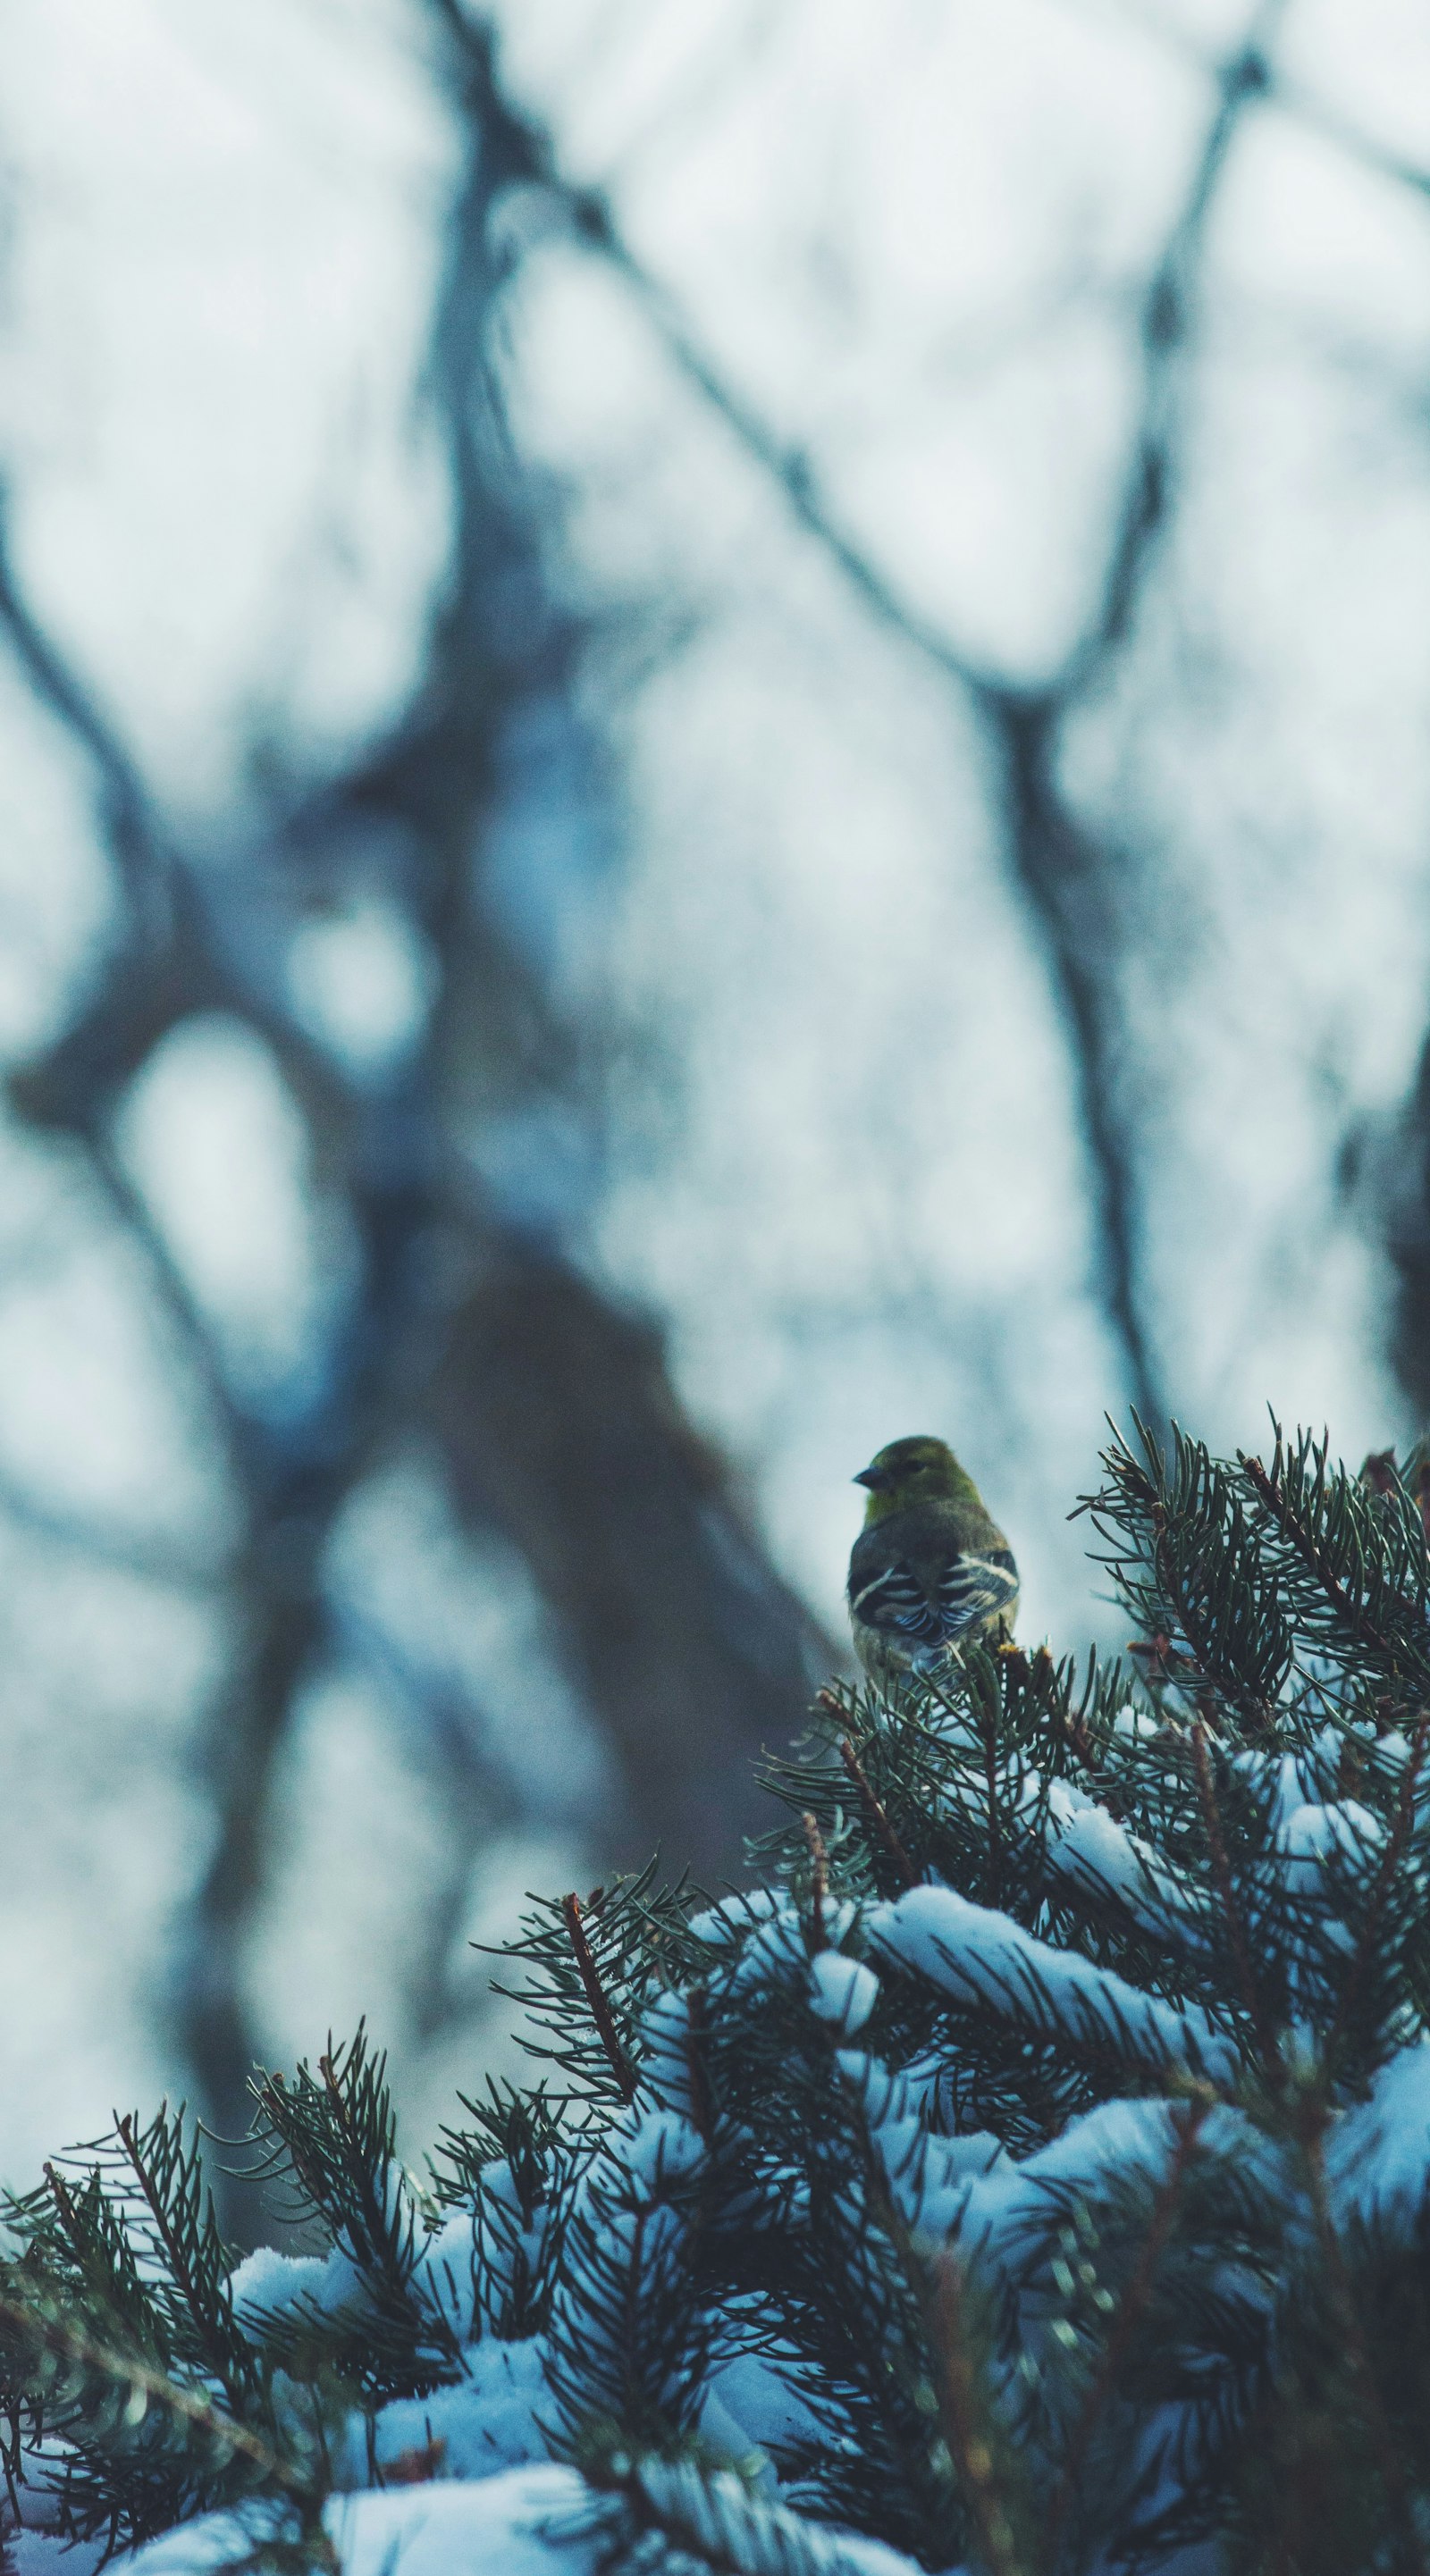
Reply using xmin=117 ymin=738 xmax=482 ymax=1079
xmin=426 ymin=4 xmax=1287 ymax=1431
xmin=1067 ymin=0 xmax=1430 ymax=209
xmin=0 ymin=499 xmax=170 ymax=927
xmin=0 ymin=6 xmax=837 ymax=2224
xmin=0 ymin=1465 xmax=223 ymax=1591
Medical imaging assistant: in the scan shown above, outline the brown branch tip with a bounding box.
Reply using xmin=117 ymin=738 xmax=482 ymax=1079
xmin=801 ymin=1812 xmax=830 ymax=1953
xmin=838 ymin=1735 xmax=919 ymax=1890
xmin=562 ymin=1892 xmax=638 ymax=2103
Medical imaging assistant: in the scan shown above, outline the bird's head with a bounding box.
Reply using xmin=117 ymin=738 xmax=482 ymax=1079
xmin=854 ymin=1434 xmax=976 ymax=1523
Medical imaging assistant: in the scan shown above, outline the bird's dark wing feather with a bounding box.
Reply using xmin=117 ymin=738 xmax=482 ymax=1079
xmin=848 ymin=1560 xmax=943 ymax=1644
xmin=935 ymin=1548 xmax=1019 ymax=1638
xmin=852 ymin=1546 xmax=1018 ymax=1647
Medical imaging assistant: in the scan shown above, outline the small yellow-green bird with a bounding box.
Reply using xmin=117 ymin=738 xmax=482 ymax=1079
xmin=846 ymin=1435 xmax=1019 ymax=1689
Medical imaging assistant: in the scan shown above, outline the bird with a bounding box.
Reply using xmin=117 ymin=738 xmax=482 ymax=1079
xmin=846 ymin=1434 xmax=1019 ymax=1691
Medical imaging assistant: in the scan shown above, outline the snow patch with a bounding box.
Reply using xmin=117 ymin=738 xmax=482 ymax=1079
xmin=867 ymin=1884 xmax=1237 ymax=2080
xmin=808 ymin=1951 xmax=879 ymax=2033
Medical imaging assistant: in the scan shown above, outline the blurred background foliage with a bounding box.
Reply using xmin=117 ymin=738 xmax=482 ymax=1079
xmin=0 ymin=0 xmax=1429 ymax=2226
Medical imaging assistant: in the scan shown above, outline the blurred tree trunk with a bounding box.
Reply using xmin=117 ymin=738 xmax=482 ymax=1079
xmin=431 ymin=1244 xmax=829 ymax=1875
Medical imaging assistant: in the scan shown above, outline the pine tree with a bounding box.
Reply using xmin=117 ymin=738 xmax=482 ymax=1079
xmin=5 ymin=1420 xmax=1430 ymax=2573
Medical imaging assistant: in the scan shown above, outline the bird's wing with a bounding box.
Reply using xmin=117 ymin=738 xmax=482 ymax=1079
xmin=851 ymin=1548 xmax=1019 ymax=1649
xmin=848 ymin=1559 xmax=944 ymax=1645
xmin=934 ymin=1548 xmax=1019 ymax=1639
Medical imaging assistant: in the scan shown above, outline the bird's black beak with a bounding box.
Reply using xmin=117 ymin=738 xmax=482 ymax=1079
xmin=854 ymin=1466 xmax=889 ymax=1492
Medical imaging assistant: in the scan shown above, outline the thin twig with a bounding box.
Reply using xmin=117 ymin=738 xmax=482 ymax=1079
xmin=1042 ymin=2101 xmax=1210 ymax=2569
xmin=1241 ymin=1453 xmax=1408 ymax=1674
xmin=1190 ymin=1723 xmax=1283 ymax=2085
xmin=316 ymin=2052 xmax=416 ymax=2314
xmin=0 ymin=2284 xmax=312 ymax=2507
xmin=928 ymin=2257 xmax=1025 ymax=2576
xmin=1320 ymin=1710 xmax=1430 ymax=2088
xmin=115 ymin=2116 xmax=248 ymax=2399
xmin=253 ymin=2074 xmax=331 ymax=2219
xmin=839 ymin=1736 xmax=919 ymax=1890
xmin=969 ymin=1657 xmax=1005 ymax=1909
xmin=561 ymin=1894 xmax=638 ymax=2104
xmin=682 ymin=1987 xmax=716 ymax=2146
xmin=845 ymin=2089 xmax=1014 ymax=2530
xmin=1301 ymin=2127 xmax=1426 ymax=2576
xmin=1114 ymin=1444 xmax=1258 ymax=1723
xmin=41 ymin=2164 xmax=89 ymax=2267
xmin=801 ymin=1813 xmax=830 ymax=1954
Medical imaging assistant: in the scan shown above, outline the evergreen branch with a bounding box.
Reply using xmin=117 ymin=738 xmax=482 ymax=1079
xmin=561 ymin=1896 xmax=638 ymax=2105
xmin=1190 ymin=1724 xmax=1282 ymax=2085
xmin=316 ymin=2051 xmax=411 ymax=2303
xmin=249 ymin=2034 xmax=464 ymax=2389
xmin=1088 ymin=1423 xmax=1290 ymax=1722
xmin=927 ymin=2258 xmax=1025 ymax=2576
xmin=33 ymin=2161 xmax=165 ymax=2368
xmin=583 ymin=2446 xmax=879 ymax=2576
xmin=837 ymin=1737 xmax=919 ymax=1890
xmin=544 ymin=2107 xmax=711 ymax=2447
xmin=251 ymin=2077 xmax=330 ymax=2220
xmin=1041 ymin=2099 xmax=1211 ymax=2571
xmin=489 ymin=1865 xmax=691 ymax=2110
xmin=1242 ymin=1450 xmax=1368 ymax=1630
xmin=1300 ymin=2128 xmax=1426 ymax=2576
xmin=871 ymin=1883 xmax=1234 ymax=2095
xmin=843 ymin=2100 xmax=1006 ymax=2552
xmin=41 ymin=2166 xmax=95 ymax=2273
xmin=977 ymin=1677 xmax=1005 ymax=1911
xmin=1320 ymin=1711 xmax=1430 ymax=2092
xmin=114 ymin=2115 xmax=250 ymax=2402
xmin=0 ymin=2283 xmax=315 ymax=2517
xmin=1241 ymin=1447 xmax=1414 ymax=1676
xmin=17 ymin=1420 xmax=1430 ymax=2567
xmin=801 ymin=1816 xmax=830 ymax=1955
xmin=1035 ymin=1649 xmax=1123 ymax=1808
xmin=1151 ymin=1502 xmax=1237 ymax=1706
xmin=684 ymin=1990 xmax=716 ymax=2148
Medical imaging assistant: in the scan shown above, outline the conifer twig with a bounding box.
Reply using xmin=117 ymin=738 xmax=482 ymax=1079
xmin=1321 ymin=1710 xmax=1430 ymax=2091
xmin=839 ymin=1737 xmax=919 ymax=1889
xmin=978 ymin=1684 xmax=1004 ymax=1909
xmin=41 ymin=2164 xmax=90 ymax=2267
xmin=1042 ymin=2100 xmax=1210 ymax=2570
xmin=115 ymin=2114 xmax=248 ymax=2398
xmin=801 ymin=1814 xmax=829 ymax=1953
xmin=253 ymin=2073 xmax=329 ymax=2215
xmin=683 ymin=1988 xmax=715 ymax=2145
xmin=1148 ymin=1498 xmax=1224 ymax=1701
xmin=1300 ymin=2127 xmax=1426 ymax=2576
xmin=848 ymin=2104 xmax=1009 ymax=2534
xmin=0 ymin=2284 xmax=313 ymax=2507
xmin=560 ymin=1894 xmax=638 ymax=2104
xmin=1106 ymin=1434 xmax=1248 ymax=1713
xmin=1054 ymin=1655 xmax=1124 ymax=1808
xmin=315 ymin=2049 xmax=432 ymax=2334
xmin=1190 ymin=1724 xmax=1283 ymax=2085
xmin=1241 ymin=1451 xmax=1405 ymax=1670
xmin=928 ymin=2257 xmax=1024 ymax=2576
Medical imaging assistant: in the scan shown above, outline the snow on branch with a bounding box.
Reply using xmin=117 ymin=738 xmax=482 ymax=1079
xmin=865 ymin=1884 xmax=1240 ymax=2085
